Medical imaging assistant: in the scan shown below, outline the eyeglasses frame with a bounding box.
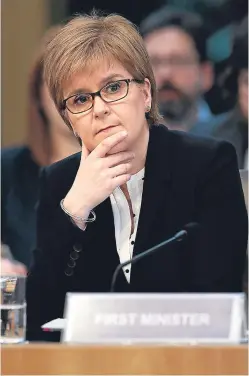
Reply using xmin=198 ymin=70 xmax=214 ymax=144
xmin=61 ymin=78 xmax=144 ymax=114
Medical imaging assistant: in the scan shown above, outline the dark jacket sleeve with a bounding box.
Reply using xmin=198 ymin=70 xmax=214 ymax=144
xmin=188 ymin=141 xmax=248 ymax=292
xmin=26 ymin=167 xmax=85 ymax=342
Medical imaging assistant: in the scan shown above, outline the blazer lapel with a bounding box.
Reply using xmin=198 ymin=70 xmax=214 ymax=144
xmin=133 ymin=125 xmax=172 ymax=255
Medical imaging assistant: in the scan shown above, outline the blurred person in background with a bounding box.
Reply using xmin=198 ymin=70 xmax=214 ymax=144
xmin=141 ymin=6 xmax=228 ymax=134
xmin=212 ymin=16 xmax=248 ymax=169
xmin=1 ymin=26 xmax=81 ymax=268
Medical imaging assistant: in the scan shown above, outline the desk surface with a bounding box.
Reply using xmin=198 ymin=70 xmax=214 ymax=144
xmin=2 ymin=343 xmax=248 ymax=375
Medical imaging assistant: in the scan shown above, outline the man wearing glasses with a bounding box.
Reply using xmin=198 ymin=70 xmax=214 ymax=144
xmin=141 ymin=7 xmax=228 ymax=134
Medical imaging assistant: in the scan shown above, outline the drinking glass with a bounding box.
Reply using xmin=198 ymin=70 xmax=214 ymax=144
xmin=0 ymin=275 xmax=26 ymax=343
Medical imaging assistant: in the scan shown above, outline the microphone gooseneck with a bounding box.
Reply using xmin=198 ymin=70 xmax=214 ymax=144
xmin=110 ymin=222 xmax=198 ymax=292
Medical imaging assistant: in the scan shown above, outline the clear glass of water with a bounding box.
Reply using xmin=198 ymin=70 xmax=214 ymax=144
xmin=0 ymin=275 xmax=26 ymax=343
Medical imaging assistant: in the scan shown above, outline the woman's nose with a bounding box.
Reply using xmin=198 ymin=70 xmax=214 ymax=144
xmin=92 ymin=95 xmax=110 ymax=117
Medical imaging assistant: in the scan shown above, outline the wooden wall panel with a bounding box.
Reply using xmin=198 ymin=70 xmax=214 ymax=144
xmin=2 ymin=0 xmax=49 ymax=147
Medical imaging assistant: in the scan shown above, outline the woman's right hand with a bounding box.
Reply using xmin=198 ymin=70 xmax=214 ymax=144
xmin=63 ymin=131 xmax=134 ymax=218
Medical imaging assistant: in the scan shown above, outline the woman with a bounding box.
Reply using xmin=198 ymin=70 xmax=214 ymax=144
xmin=1 ymin=26 xmax=80 ymax=268
xmin=27 ymin=12 xmax=247 ymax=341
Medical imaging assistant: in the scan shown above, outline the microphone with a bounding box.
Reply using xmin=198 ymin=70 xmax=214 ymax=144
xmin=110 ymin=222 xmax=198 ymax=292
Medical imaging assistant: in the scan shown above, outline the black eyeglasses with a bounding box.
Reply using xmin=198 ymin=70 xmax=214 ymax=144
xmin=62 ymin=78 xmax=144 ymax=114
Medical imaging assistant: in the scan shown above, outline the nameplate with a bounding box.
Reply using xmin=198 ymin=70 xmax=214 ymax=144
xmin=62 ymin=293 xmax=245 ymax=344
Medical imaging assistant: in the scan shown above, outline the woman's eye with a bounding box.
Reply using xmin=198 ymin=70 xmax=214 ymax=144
xmin=105 ymin=82 xmax=121 ymax=93
xmin=74 ymin=95 xmax=88 ymax=105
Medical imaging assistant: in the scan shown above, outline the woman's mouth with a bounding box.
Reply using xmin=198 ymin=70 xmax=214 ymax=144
xmin=97 ymin=125 xmax=118 ymax=134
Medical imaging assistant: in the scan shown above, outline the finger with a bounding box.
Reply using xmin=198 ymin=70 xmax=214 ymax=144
xmin=81 ymin=142 xmax=90 ymax=162
xmin=110 ymin=163 xmax=132 ymax=177
xmin=105 ymin=151 xmax=135 ymax=167
xmin=93 ymin=131 xmax=128 ymax=158
xmin=111 ymin=174 xmax=131 ymax=188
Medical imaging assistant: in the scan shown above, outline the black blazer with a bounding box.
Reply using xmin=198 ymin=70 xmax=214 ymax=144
xmin=26 ymin=125 xmax=248 ymax=341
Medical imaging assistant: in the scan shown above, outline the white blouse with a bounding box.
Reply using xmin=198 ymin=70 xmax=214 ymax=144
xmin=110 ymin=168 xmax=144 ymax=282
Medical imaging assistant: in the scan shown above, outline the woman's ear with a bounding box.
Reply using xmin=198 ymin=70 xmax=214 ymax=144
xmin=143 ymin=78 xmax=152 ymax=109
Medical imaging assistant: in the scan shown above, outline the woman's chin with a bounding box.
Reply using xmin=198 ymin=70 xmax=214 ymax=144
xmin=107 ymin=139 xmax=129 ymax=155
xmin=95 ymin=128 xmax=129 ymax=154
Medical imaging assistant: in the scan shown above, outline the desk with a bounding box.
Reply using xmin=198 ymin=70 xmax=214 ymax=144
xmin=1 ymin=344 xmax=248 ymax=375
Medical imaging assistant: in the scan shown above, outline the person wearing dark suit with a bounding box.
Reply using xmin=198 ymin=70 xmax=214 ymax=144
xmin=26 ymin=12 xmax=248 ymax=342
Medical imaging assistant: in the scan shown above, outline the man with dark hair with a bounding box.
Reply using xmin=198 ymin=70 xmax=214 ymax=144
xmin=212 ymin=16 xmax=248 ymax=169
xmin=141 ymin=6 xmax=227 ymax=133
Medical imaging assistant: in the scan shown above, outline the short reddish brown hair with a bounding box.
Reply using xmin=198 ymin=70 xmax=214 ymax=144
xmin=43 ymin=11 xmax=162 ymax=125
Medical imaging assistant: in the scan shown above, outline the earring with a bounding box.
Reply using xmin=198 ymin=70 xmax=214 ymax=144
xmin=145 ymin=105 xmax=151 ymax=120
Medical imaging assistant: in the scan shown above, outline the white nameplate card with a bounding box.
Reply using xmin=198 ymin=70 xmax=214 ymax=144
xmin=62 ymin=293 xmax=246 ymax=344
